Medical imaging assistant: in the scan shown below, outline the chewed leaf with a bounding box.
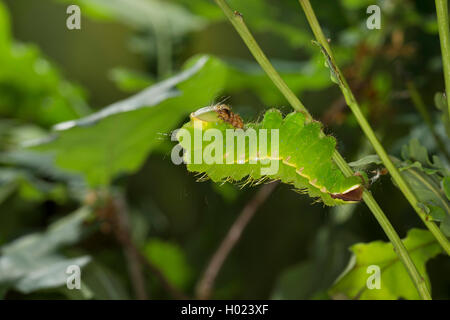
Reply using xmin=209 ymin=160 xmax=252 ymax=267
xmin=349 ymin=141 xmax=450 ymax=235
xmin=176 ymin=106 xmax=363 ymax=206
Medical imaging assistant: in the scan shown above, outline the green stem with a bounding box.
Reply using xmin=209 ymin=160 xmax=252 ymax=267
xmin=436 ymin=0 xmax=450 ymax=118
xmin=214 ymin=0 xmax=432 ymax=300
xmin=299 ymin=0 xmax=450 ymax=257
xmin=406 ymin=81 xmax=450 ymax=161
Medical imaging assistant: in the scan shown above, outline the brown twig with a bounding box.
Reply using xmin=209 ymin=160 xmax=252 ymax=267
xmin=96 ymin=191 xmax=188 ymax=300
xmin=109 ymin=193 xmax=149 ymax=300
xmin=195 ymin=182 xmax=278 ymax=300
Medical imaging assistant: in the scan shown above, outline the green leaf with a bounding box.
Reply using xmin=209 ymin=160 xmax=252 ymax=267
xmin=0 ymin=150 xmax=85 ymax=203
xmin=0 ymin=207 xmax=92 ymax=294
xmin=441 ymin=215 xmax=450 ymax=237
xmin=0 ymin=167 xmax=64 ymax=204
xmin=400 ymin=140 xmax=450 ymax=235
xmin=329 ymin=229 xmax=442 ymax=300
xmin=143 ymin=239 xmax=191 ymax=290
xmin=272 ymin=225 xmax=358 ymax=300
xmin=57 ymin=0 xmax=206 ymax=37
xmin=15 ymin=256 xmax=91 ymax=294
xmin=348 ymin=155 xmax=383 ymax=169
xmin=312 ymin=41 xmax=342 ymax=86
xmin=443 ymin=176 xmax=450 ymax=201
xmin=401 ymin=139 xmax=433 ymax=167
xmin=211 ymin=182 xmax=239 ymax=204
xmin=350 ymin=141 xmax=450 ymax=236
xmin=0 ymin=1 xmax=10 ymax=47
xmin=0 ymin=3 xmax=89 ymax=127
xmin=30 ymin=55 xmax=227 ymax=186
xmin=434 ymin=92 xmax=450 ymax=137
xmin=109 ymin=67 xmax=155 ymax=93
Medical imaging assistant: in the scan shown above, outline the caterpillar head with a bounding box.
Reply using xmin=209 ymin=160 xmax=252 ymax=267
xmin=190 ymin=104 xmax=244 ymax=129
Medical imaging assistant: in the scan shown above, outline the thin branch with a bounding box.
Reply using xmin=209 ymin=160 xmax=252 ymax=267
xmin=110 ymin=193 xmax=149 ymax=300
xmin=105 ymin=192 xmax=187 ymax=300
xmin=196 ymin=182 xmax=278 ymax=300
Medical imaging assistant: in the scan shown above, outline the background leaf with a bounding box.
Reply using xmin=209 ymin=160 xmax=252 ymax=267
xmin=0 ymin=206 xmax=92 ymax=294
xmin=31 ymin=56 xmax=228 ymax=186
xmin=143 ymin=238 xmax=192 ymax=290
xmin=329 ymin=229 xmax=442 ymax=300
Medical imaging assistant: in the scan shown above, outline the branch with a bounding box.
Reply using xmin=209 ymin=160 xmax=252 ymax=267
xmin=109 ymin=193 xmax=149 ymax=300
xmin=101 ymin=191 xmax=188 ymax=300
xmin=196 ymin=182 xmax=278 ymax=299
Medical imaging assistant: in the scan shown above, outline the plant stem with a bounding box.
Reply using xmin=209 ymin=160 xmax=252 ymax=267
xmin=299 ymin=0 xmax=450 ymax=257
xmin=107 ymin=191 xmax=187 ymax=299
xmin=214 ymin=0 xmax=432 ymax=300
xmin=436 ymin=0 xmax=450 ymax=117
xmin=108 ymin=192 xmax=148 ymax=300
xmin=406 ymin=81 xmax=450 ymax=161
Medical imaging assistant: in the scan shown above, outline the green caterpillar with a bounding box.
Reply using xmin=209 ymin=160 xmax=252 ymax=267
xmin=175 ymin=105 xmax=363 ymax=206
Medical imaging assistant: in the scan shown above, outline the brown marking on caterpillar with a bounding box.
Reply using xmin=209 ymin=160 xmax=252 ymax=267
xmin=234 ymin=10 xmax=243 ymax=18
xmin=214 ymin=104 xmax=244 ymax=129
xmin=330 ymin=185 xmax=363 ymax=202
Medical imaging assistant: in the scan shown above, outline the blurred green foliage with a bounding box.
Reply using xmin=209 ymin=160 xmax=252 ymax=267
xmin=0 ymin=3 xmax=89 ymax=127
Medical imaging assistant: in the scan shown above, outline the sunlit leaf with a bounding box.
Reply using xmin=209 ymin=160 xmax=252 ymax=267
xmin=329 ymin=229 xmax=442 ymax=300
